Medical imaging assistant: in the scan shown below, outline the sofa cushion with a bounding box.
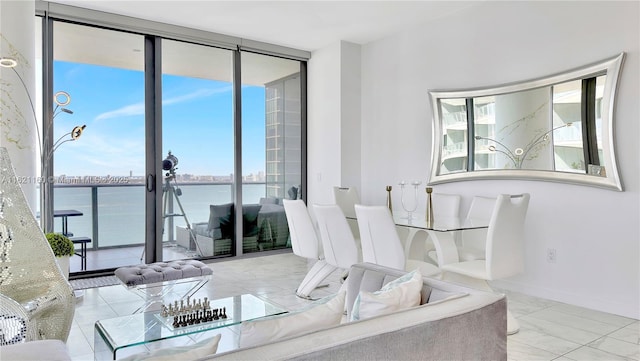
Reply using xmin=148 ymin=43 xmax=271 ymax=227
xmin=120 ymin=334 xmax=220 ymax=361
xmin=239 ymin=291 xmax=345 ymax=348
xmin=259 ymin=197 xmax=278 ymax=205
xmin=350 ymin=270 xmax=422 ymax=321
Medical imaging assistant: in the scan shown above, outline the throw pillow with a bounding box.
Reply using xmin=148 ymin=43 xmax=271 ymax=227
xmin=119 ymin=334 xmax=221 ymax=361
xmin=239 ymin=291 xmax=345 ymax=348
xmin=287 ymin=186 xmax=298 ymax=200
xmin=242 ymin=204 xmax=262 ymax=238
xmin=208 ymin=203 xmax=234 ymax=239
xmin=350 ymin=270 xmax=423 ymax=322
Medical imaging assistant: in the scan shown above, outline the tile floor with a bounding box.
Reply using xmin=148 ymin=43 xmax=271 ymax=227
xmin=67 ymin=252 xmax=639 ymax=361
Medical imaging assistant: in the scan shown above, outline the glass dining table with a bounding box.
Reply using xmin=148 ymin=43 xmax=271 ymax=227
xmin=393 ymin=215 xmax=488 ymax=232
xmin=393 ymin=214 xmax=489 ymax=267
xmin=347 ymin=213 xmax=489 ymax=266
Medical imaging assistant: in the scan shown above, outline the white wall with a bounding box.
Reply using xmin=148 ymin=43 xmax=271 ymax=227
xmin=307 ymin=41 xmax=362 ymax=208
xmin=339 ymin=42 xmax=361 ymax=190
xmin=308 ymin=41 xmax=341 ymax=207
xmin=310 ymin=1 xmax=639 ymax=318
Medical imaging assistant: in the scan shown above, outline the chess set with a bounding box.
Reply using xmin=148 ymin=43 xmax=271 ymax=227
xmin=155 ymin=296 xmax=231 ymax=330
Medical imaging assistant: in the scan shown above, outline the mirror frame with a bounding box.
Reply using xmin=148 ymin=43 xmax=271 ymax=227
xmin=428 ymin=53 xmax=625 ymax=191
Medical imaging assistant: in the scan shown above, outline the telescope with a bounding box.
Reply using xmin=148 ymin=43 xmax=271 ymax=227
xmin=163 ymin=151 xmax=178 ymax=172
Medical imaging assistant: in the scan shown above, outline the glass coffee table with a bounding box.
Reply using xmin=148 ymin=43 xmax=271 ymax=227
xmin=94 ymin=294 xmax=286 ymax=360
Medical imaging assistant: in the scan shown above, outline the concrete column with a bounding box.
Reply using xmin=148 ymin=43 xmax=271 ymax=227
xmin=0 ymin=1 xmax=38 ymax=211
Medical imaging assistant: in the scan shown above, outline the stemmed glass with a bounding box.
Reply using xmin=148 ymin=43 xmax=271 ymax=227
xmin=399 ymin=180 xmax=422 ymax=220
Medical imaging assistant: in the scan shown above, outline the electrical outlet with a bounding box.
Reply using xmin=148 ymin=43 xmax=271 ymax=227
xmin=547 ymin=248 xmax=556 ymax=263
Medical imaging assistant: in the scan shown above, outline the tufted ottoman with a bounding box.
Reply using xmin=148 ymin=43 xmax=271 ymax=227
xmin=115 ymin=260 xmax=212 ymax=313
xmin=115 ymin=259 xmax=212 ymax=287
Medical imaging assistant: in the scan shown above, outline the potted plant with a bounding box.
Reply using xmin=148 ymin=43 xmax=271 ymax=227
xmin=46 ymin=233 xmax=75 ymax=279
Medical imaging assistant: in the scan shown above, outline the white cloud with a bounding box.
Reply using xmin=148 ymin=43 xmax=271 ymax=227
xmin=163 ymin=87 xmax=231 ymax=106
xmin=94 ymin=86 xmax=232 ymax=121
xmin=95 ymin=103 xmax=145 ymax=121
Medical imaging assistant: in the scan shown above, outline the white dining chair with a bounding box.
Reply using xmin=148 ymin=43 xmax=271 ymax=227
xmin=333 ymin=186 xmax=360 ymax=240
xmin=437 ymin=193 xmax=530 ymax=335
xmin=457 ymin=195 xmax=496 ymax=262
xmin=282 ymin=199 xmax=336 ymax=299
xmin=332 ymin=186 xmax=359 ymax=218
xmin=355 ymin=204 xmax=440 ymax=277
xmin=312 ymin=204 xmax=360 ymax=280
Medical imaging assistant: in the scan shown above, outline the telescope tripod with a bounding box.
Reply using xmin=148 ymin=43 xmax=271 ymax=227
xmin=140 ymin=175 xmax=201 ymax=261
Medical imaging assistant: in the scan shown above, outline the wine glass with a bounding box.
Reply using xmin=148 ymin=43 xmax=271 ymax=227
xmin=399 ymin=180 xmax=421 ymax=220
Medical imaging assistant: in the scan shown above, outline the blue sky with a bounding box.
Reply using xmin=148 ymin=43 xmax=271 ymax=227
xmin=53 ymin=61 xmax=266 ymax=177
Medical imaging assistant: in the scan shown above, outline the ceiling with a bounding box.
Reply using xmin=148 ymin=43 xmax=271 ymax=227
xmin=47 ymin=1 xmax=480 ymax=52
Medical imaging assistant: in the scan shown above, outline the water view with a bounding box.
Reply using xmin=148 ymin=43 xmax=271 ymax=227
xmin=53 ymin=183 xmax=267 ymax=249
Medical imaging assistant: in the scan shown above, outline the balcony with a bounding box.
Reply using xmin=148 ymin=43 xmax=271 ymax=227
xmin=49 ymin=182 xmax=290 ymax=274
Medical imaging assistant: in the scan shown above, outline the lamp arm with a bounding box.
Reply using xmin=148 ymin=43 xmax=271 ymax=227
xmin=9 ymin=67 xmax=42 ymax=159
xmin=46 ymin=131 xmax=72 ymax=161
xmin=492 ymin=148 xmax=518 ymax=168
xmin=521 ymin=123 xmax=572 ymax=164
xmin=520 ymin=139 xmax=549 ymax=164
xmin=475 ymin=135 xmax=518 ymax=160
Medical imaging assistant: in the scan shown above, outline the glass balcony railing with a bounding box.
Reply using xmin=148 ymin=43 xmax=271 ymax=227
xmin=52 ymin=182 xmax=271 ymax=251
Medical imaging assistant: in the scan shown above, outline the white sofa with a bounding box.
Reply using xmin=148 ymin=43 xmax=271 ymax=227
xmin=206 ymin=262 xmax=507 ymax=360
xmin=2 ymin=263 xmax=505 ymax=361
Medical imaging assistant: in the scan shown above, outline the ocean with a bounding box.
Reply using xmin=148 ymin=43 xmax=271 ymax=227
xmin=53 ymin=183 xmax=267 ymax=248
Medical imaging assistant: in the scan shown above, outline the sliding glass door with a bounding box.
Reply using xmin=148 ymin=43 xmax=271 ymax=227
xmin=51 ymin=21 xmax=147 ymax=272
xmin=40 ymin=12 xmax=306 ymax=276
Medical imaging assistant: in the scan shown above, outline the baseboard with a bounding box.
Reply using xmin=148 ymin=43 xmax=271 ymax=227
xmin=490 ymin=279 xmax=639 ymax=320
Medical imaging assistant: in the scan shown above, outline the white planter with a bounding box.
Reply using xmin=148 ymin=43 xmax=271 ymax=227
xmin=56 ymin=255 xmax=70 ymax=279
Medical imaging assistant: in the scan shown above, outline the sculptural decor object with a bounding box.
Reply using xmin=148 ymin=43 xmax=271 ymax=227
xmin=0 ymin=147 xmax=75 ymax=345
xmin=429 ymin=53 xmax=624 ymax=191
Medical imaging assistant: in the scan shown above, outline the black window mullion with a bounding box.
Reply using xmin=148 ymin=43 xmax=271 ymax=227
xmin=232 ymin=49 xmax=243 ymax=257
xmin=144 ymin=35 xmax=163 ymax=264
xmin=466 ymin=98 xmax=475 ymax=171
xmin=300 ymin=61 xmax=308 ymax=202
xmin=581 ymin=77 xmax=599 ymax=167
xmin=42 ymin=15 xmax=55 ymax=234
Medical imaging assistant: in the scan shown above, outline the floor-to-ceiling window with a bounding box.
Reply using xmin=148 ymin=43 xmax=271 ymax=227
xmin=241 ymin=52 xmax=302 ymax=254
xmin=37 ymin=4 xmax=307 ymax=276
xmin=161 ymin=39 xmax=234 ymax=260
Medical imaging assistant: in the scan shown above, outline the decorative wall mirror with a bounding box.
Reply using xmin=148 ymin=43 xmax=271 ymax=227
xmin=428 ymin=53 xmax=625 ymax=191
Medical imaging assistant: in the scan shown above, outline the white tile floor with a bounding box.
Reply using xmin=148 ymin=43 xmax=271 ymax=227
xmin=67 ymin=252 xmax=639 ymax=361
